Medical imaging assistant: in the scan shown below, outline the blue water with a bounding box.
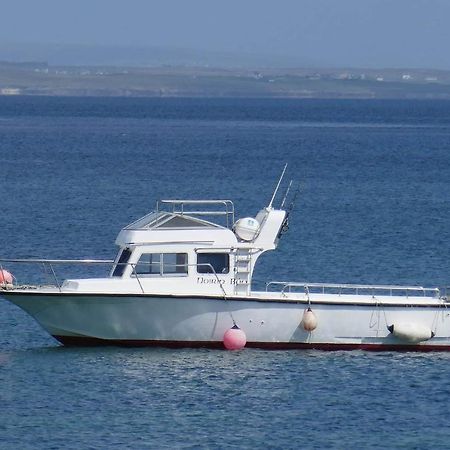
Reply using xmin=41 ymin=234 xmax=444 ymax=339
xmin=1 ymin=97 xmax=450 ymax=448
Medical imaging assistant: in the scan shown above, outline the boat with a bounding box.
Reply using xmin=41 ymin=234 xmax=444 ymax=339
xmin=1 ymin=167 xmax=449 ymax=351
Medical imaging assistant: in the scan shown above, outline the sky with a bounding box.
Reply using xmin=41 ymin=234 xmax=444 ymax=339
xmin=1 ymin=0 xmax=450 ymax=69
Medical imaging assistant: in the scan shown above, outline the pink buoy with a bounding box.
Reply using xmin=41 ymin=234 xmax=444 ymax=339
xmin=0 ymin=269 xmax=13 ymax=285
xmin=223 ymin=324 xmax=247 ymax=350
xmin=301 ymin=307 xmax=317 ymax=332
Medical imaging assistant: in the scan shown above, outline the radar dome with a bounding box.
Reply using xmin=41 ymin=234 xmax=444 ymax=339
xmin=233 ymin=217 xmax=260 ymax=241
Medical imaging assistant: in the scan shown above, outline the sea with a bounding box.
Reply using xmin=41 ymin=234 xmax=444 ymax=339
xmin=1 ymin=97 xmax=450 ymax=449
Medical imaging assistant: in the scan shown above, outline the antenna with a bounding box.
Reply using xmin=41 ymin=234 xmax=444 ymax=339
xmin=280 ymin=180 xmax=293 ymax=209
xmin=268 ymin=163 xmax=288 ymax=209
xmin=278 ymin=182 xmax=301 ymax=238
xmin=287 ymin=183 xmax=301 ymax=216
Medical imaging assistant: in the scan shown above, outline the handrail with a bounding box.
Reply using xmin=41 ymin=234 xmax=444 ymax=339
xmin=130 ymin=261 xmax=228 ymax=298
xmin=159 ymin=199 xmax=234 ymax=205
xmin=0 ymin=258 xmax=114 ymax=264
xmin=266 ymin=281 xmax=440 ymax=297
xmin=157 ymin=199 xmax=235 ymax=228
xmin=194 ymin=247 xmax=263 ymax=253
xmin=0 ymin=258 xmax=228 ymax=299
xmin=0 ymin=258 xmax=115 ymax=293
xmin=130 ymin=263 xmax=144 ymax=294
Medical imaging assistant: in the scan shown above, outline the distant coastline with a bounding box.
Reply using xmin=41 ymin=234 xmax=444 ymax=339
xmin=2 ymin=61 xmax=450 ymax=99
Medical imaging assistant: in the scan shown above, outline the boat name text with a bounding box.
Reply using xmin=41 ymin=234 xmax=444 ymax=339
xmin=197 ymin=277 xmax=248 ymax=285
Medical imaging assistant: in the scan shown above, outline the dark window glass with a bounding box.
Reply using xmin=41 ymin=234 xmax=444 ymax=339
xmin=135 ymin=253 xmax=161 ymax=275
xmin=112 ymin=248 xmax=132 ymax=277
xmin=159 ymin=216 xmax=210 ymax=228
xmin=135 ymin=253 xmax=188 ymax=275
xmin=163 ymin=253 xmax=188 ymax=274
xmin=197 ymin=253 xmax=229 ymax=274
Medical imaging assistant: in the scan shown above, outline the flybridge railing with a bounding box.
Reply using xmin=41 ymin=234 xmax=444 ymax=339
xmin=265 ymin=281 xmax=441 ymax=298
xmin=157 ymin=200 xmax=235 ymax=228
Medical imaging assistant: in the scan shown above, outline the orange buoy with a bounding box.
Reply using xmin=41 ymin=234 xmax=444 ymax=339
xmin=223 ymin=324 xmax=247 ymax=350
xmin=0 ymin=269 xmax=13 ymax=285
xmin=301 ymin=307 xmax=317 ymax=332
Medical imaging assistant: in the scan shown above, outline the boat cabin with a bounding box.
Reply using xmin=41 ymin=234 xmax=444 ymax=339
xmin=67 ymin=199 xmax=286 ymax=296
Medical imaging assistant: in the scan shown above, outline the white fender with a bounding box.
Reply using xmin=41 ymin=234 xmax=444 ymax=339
xmin=301 ymin=307 xmax=318 ymax=332
xmin=387 ymin=322 xmax=435 ymax=343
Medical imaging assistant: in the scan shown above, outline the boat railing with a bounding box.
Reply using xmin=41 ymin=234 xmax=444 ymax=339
xmin=129 ymin=262 xmax=228 ymax=297
xmin=265 ymin=281 xmax=441 ymax=298
xmin=440 ymin=286 xmax=450 ymax=299
xmin=0 ymin=258 xmax=115 ymax=292
xmin=194 ymin=247 xmax=263 ymax=253
xmin=3 ymin=258 xmax=442 ymax=300
xmin=157 ymin=199 xmax=235 ymax=228
xmin=0 ymin=258 xmax=228 ymax=298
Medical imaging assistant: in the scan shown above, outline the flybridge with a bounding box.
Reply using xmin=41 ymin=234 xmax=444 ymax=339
xmin=112 ymin=195 xmax=288 ymax=296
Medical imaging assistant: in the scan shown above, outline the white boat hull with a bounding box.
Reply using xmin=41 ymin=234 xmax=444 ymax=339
xmin=3 ymin=291 xmax=450 ymax=351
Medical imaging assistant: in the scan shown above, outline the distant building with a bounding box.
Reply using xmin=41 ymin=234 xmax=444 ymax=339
xmin=0 ymin=88 xmax=21 ymax=95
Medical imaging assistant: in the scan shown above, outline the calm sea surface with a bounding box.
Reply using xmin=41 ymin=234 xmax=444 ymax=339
xmin=1 ymin=97 xmax=450 ymax=449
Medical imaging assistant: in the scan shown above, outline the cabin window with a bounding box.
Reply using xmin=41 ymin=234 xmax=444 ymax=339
xmin=162 ymin=253 xmax=188 ymax=274
xmin=197 ymin=253 xmax=229 ymax=274
xmin=135 ymin=253 xmax=188 ymax=276
xmin=112 ymin=248 xmax=132 ymax=277
xmin=135 ymin=253 xmax=161 ymax=275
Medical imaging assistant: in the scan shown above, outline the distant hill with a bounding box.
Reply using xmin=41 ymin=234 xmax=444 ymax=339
xmin=0 ymin=42 xmax=319 ymax=68
xmin=1 ymin=61 xmax=450 ymax=99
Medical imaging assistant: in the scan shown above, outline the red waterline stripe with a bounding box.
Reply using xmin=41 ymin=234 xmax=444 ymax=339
xmin=53 ymin=336 xmax=450 ymax=352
